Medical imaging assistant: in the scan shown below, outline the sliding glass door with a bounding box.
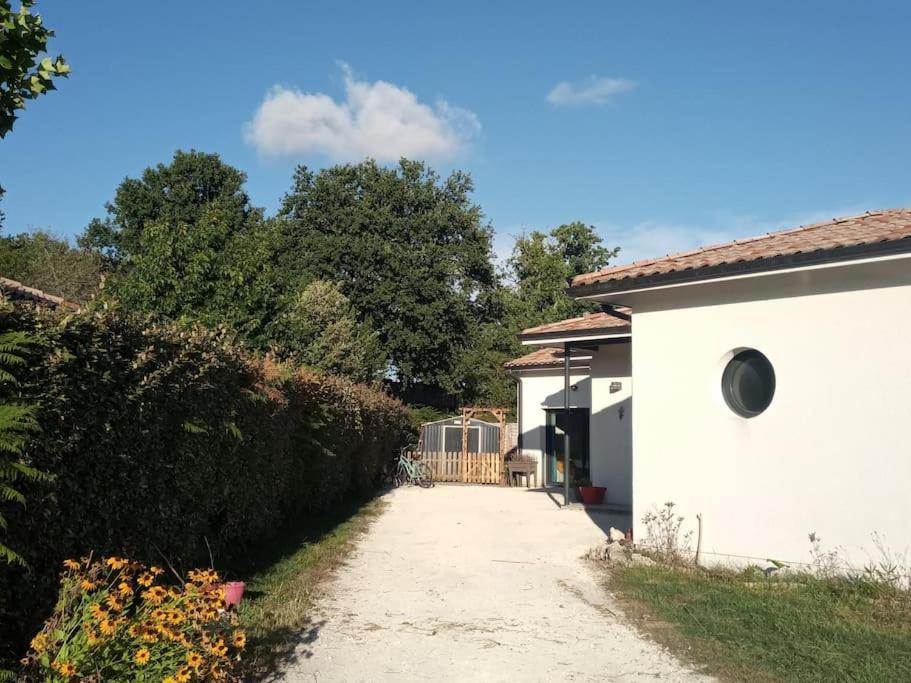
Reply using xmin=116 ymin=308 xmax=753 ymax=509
xmin=544 ymin=408 xmax=590 ymax=487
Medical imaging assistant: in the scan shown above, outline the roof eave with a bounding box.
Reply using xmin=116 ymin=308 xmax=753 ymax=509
xmin=568 ymin=239 xmax=911 ymax=299
xmin=518 ymin=327 xmax=631 ymax=345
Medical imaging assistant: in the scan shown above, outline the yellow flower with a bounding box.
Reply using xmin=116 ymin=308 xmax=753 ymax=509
xmin=30 ymin=633 xmax=48 ymax=653
xmin=80 ymin=578 xmax=98 ymax=591
xmin=105 ymin=557 xmax=126 ymax=570
xmin=209 ymin=663 xmax=227 ymax=680
xmin=117 ymin=580 xmax=134 ymax=597
xmin=137 ymin=572 xmax=154 ymax=587
xmin=232 ymin=630 xmax=247 ymax=649
xmin=52 ymin=661 xmax=76 ymax=678
xmin=141 ymin=586 xmax=168 ymax=605
xmin=105 ymin=594 xmax=124 ymax=611
xmin=176 ymin=667 xmax=192 ymax=682
xmin=163 ymin=678 xmax=177 ymax=683
xmin=63 ymin=559 xmax=81 ymax=571
xmin=99 ymin=618 xmax=117 ymax=636
xmin=134 ymin=647 xmax=151 ymax=665
xmin=86 ymin=629 xmax=102 ymax=646
xmin=186 ymin=650 xmax=204 ymax=669
xmin=89 ymin=602 xmax=108 ymax=621
xmin=150 ymin=565 xmax=164 ymax=576
xmin=210 ymin=638 xmax=228 ymax=657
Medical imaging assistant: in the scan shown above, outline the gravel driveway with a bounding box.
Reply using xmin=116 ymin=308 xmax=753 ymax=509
xmin=275 ymin=485 xmax=709 ymax=682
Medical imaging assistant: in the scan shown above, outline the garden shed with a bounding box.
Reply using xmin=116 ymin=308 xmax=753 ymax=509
xmin=419 ymin=416 xmax=501 ymax=454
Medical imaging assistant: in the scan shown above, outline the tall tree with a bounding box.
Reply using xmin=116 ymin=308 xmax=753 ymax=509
xmin=507 ymin=221 xmax=618 ymax=326
xmin=0 ymin=0 xmax=68 ymax=138
xmin=458 ymin=222 xmax=618 ymax=406
xmin=1 ymin=0 xmax=69 ymax=231
xmin=277 ymin=159 xmax=496 ymax=390
xmin=0 ymin=231 xmax=101 ymax=302
xmin=80 ymin=150 xmax=259 ymax=265
xmin=273 ymin=280 xmax=387 ymax=384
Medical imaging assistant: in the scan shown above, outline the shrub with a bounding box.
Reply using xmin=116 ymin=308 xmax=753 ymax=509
xmin=0 ymin=301 xmax=410 ymax=666
xmin=21 ymin=556 xmax=245 ymax=681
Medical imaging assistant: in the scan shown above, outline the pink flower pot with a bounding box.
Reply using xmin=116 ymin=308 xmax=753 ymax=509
xmin=223 ymin=581 xmax=246 ymax=606
xmin=578 ymin=486 xmax=606 ymax=505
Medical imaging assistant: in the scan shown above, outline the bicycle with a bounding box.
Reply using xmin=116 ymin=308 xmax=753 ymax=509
xmin=393 ymin=447 xmax=434 ymax=488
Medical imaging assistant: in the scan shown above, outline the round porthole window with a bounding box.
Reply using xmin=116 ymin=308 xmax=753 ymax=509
xmin=721 ymin=349 xmax=775 ymax=417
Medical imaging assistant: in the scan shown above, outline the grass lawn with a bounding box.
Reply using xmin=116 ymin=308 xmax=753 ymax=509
xmin=610 ymin=564 xmax=911 ymax=682
xmin=229 ymin=497 xmax=386 ymax=677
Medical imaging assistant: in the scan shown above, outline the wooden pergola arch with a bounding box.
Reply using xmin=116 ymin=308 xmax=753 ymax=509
xmin=460 ymin=406 xmax=507 ymax=458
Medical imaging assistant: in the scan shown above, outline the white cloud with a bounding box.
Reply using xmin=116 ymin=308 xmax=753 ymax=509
xmin=546 ymin=75 xmax=636 ymax=107
xmin=244 ymin=64 xmax=480 ymax=162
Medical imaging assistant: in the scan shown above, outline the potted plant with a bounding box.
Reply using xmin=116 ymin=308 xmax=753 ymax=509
xmin=575 ymin=474 xmax=606 ymax=505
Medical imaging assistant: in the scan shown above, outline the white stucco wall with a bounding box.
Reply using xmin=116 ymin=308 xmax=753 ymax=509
xmin=590 ymin=345 xmax=633 ymax=506
xmin=514 ymin=344 xmax=632 ymax=504
xmin=516 ymin=368 xmax=590 ymax=485
xmin=617 ymin=255 xmax=911 ymax=566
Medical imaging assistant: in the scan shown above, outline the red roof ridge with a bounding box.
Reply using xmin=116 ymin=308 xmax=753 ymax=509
xmin=0 ymin=276 xmax=81 ymax=310
xmin=572 ymin=208 xmax=909 ymax=287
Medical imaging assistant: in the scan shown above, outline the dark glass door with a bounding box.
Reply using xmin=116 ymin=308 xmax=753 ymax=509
xmin=544 ymin=408 xmax=589 ymax=486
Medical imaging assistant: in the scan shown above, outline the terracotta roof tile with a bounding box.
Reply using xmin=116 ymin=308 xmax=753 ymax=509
xmin=571 ymin=209 xmax=911 ymax=289
xmin=0 ymin=276 xmax=80 ymax=310
xmin=519 ymin=310 xmax=630 ymax=338
xmin=504 ymin=347 xmax=590 ymax=370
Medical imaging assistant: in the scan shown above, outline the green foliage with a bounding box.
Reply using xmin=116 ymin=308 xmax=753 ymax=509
xmin=0 ymin=0 xmax=69 ymax=138
xmin=456 ymin=222 xmax=618 ymax=406
xmin=506 ymin=221 xmax=618 ymax=325
xmin=277 ymin=159 xmax=497 ymax=390
xmin=80 ymin=150 xmax=259 ymax=265
xmin=0 ymin=231 xmax=102 ymax=302
xmin=272 ymin=280 xmax=387 ymax=384
xmin=0 ymin=302 xmax=410 ymax=666
xmin=0 ymin=327 xmax=47 ymax=566
xmin=613 ymin=564 xmax=911 ymax=681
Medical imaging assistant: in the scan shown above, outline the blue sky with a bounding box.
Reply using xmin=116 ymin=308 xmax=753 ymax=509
xmin=4 ymin=0 xmax=911 ymax=264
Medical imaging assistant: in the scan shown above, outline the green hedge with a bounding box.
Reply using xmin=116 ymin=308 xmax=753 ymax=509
xmin=0 ymin=303 xmax=410 ymax=662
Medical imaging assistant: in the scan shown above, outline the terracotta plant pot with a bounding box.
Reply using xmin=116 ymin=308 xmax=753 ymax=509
xmin=223 ymin=581 xmax=246 ymax=607
xmin=578 ymin=486 xmax=606 ymax=505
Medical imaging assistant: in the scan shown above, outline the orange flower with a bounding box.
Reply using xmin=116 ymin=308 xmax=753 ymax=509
xmin=117 ymin=580 xmax=134 ymax=597
xmin=134 ymin=647 xmax=151 ymax=665
xmin=176 ymin=666 xmax=192 ymax=682
xmin=105 ymin=557 xmax=126 ymax=570
xmin=137 ymin=572 xmax=154 ymax=587
xmin=62 ymin=559 xmax=81 ymax=571
xmin=150 ymin=565 xmax=164 ymax=576
xmin=232 ymin=630 xmax=247 ymax=649
xmin=80 ymin=578 xmax=98 ymax=591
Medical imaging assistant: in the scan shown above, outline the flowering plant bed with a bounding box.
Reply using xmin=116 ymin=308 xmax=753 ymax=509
xmin=20 ymin=556 xmax=246 ymax=681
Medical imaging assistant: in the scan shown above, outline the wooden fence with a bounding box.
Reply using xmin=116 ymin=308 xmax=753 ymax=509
xmin=410 ymin=451 xmax=503 ymax=484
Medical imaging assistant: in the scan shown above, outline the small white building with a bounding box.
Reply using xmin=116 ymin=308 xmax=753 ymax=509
xmin=506 ymin=312 xmax=633 ymax=509
xmin=509 ymin=209 xmax=911 ymax=567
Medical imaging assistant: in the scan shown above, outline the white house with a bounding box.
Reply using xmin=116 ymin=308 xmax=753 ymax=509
xmin=506 ymin=311 xmax=633 ymax=510
xmin=509 ymin=209 xmax=911 ymax=567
